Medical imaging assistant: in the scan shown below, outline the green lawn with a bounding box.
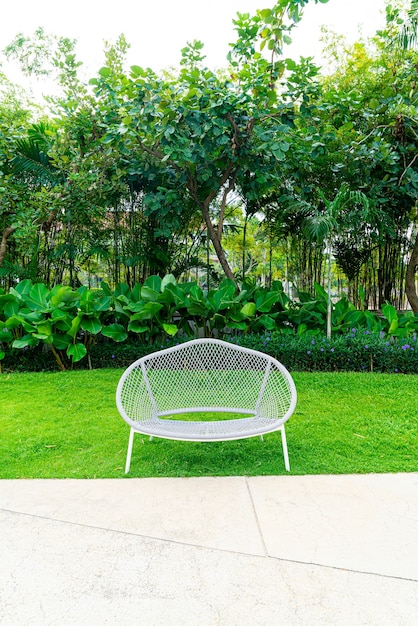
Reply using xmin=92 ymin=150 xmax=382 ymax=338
xmin=1 ymin=369 xmax=417 ymax=478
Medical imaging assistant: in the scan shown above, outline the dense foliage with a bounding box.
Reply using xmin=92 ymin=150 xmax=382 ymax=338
xmin=0 ymin=2 xmax=417 ymax=316
xmin=1 ymin=275 xmax=417 ymax=372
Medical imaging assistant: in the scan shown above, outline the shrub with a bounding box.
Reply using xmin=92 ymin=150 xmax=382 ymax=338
xmin=3 ymin=331 xmax=417 ymax=374
xmin=232 ymin=331 xmax=418 ymax=373
xmin=1 ymin=275 xmax=417 ymax=373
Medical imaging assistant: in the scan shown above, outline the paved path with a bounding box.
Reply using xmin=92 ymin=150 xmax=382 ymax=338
xmin=1 ymin=473 xmax=417 ymax=625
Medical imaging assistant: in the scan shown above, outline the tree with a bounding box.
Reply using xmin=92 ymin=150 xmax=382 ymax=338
xmin=287 ymin=5 xmax=418 ymax=309
xmin=90 ymin=0 xmax=329 ymax=285
xmin=399 ymin=0 xmax=418 ymax=49
xmin=0 ymin=83 xmax=40 ymax=278
xmin=0 ymin=28 xmax=90 ymax=285
xmin=398 ymin=0 xmax=418 ymax=312
xmin=405 ymin=231 xmax=418 ymax=312
xmin=301 ymin=183 xmax=370 ymax=337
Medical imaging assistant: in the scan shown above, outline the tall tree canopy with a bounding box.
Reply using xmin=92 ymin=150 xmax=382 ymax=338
xmin=1 ymin=0 xmax=417 ymax=313
xmin=86 ymin=0 xmax=329 ymax=284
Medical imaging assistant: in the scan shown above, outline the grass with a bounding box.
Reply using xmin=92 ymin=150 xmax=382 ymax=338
xmin=1 ymin=369 xmax=417 ymax=478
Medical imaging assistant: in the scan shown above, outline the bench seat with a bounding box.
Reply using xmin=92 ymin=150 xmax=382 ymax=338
xmin=132 ymin=414 xmax=285 ymax=441
xmin=116 ymin=338 xmax=297 ymax=473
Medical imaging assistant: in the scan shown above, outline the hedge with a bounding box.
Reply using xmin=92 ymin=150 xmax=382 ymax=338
xmin=2 ymin=331 xmax=417 ymax=374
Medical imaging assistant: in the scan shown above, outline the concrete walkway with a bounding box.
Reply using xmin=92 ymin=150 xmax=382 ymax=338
xmin=1 ymin=473 xmax=417 ymax=625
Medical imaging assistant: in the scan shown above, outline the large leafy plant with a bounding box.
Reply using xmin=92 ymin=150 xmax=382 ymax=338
xmin=1 ymin=275 xmax=417 ymax=371
xmin=0 ymin=280 xmax=123 ymax=370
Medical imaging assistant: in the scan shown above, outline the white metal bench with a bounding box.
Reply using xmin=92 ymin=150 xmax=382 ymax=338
xmin=116 ymin=338 xmax=297 ymax=473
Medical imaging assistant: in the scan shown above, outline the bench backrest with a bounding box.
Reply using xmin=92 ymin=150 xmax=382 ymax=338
xmin=116 ymin=338 xmax=296 ymax=426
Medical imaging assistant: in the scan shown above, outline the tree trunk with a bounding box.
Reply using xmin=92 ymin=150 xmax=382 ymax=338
xmin=0 ymin=227 xmax=16 ymax=267
xmin=201 ymin=201 xmax=237 ymax=285
xmin=242 ymin=215 xmax=248 ymax=283
xmin=188 ymin=167 xmax=238 ymax=286
xmin=405 ymin=230 xmax=418 ymax=313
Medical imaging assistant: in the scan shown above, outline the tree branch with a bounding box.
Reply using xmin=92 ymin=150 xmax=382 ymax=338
xmin=348 ymin=125 xmax=388 ymax=150
xmin=0 ymin=226 xmax=17 ymax=267
xmin=217 ymin=171 xmax=238 ymax=242
xmin=405 ymin=229 xmax=418 ymax=313
xmin=187 ymin=162 xmax=238 ymax=286
xmin=398 ymin=153 xmax=418 ymax=186
xmin=135 ymin=137 xmax=182 ymax=172
xmin=203 ymin=161 xmax=235 ymax=208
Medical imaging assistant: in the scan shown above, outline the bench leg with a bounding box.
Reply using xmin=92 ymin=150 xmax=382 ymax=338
xmin=280 ymin=425 xmax=290 ymax=472
xmin=125 ymin=427 xmax=135 ymax=474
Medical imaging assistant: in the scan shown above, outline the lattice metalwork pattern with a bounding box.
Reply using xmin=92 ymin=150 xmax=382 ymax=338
xmin=116 ymin=339 xmax=296 ymax=441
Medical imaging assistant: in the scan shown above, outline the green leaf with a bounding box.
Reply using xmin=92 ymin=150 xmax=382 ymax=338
xmin=240 ymin=302 xmax=256 ymax=317
xmin=161 ymin=274 xmax=177 ymax=291
xmin=114 ymin=283 xmax=130 ymax=298
xmin=4 ymin=300 xmax=19 ymax=317
xmin=100 ymin=282 xmax=113 ymax=296
xmin=0 ymin=329 xmax=13 ymax=342
xmin=256 ymin=314 xmax=276 ymax=330
xmin=51 ymin=309 xmax=70 ymax=322
xmin=140 ymin=286 xmax=159 ymax=302
xmin=67 ymin=343 xmax=87 ymax=363
xmin=12 ymin=334 xmax=39 ymax=348
xmin=78 ymin=290 xmax=96 ymax=314
xmin=26 ymin=283 xmax=50 ymax=311
xmin=162 ymin=323 xmax=178 ymax=336
xmin=255 ymin=292 xmax=280 ymax=313
xmin=101 ymin=324 xmax=128 ymax=342
xmin=51 ymin=334 xmax=71 ymax=350
xmin=35 ymin=322 xmax=53 ymax=336
xmin=50 ymin=285 xmax=76 ymax=307
xmin=5 ymin=315 xmax=24 ymax=330
xmin=144 ymin=275 xmax=162 ymax=292
xmin=130 ymin=284 xmax=142 ymax=302
xmin=285 ymin=58 xmax=297 ymax=71
xmin=157 ymin=289 xmax=176 ymax=307
xmin=128 ymin=320 xmax=149 ymax=333
xmin=0 ymin=294 xmax=18 ymax=311
xmin=314 ymin=282 xmax=328 ymax=301
xmin=81 ymin=318 xmax=102 ymax=334
xmin=130 ymin=65 xmax=145 ymax=78
xmin=227 ymin=321 xmax=247 ymax=331
xmin=189 ymin=284 xmax=204 ymax=301
xmin=33 ymin=332 xmax=53 ymax=344
xmin=12 ymin=279 xmax=32 ymax=298
xmin=67 ymin=314 xmax=82 ymax=339
xmin=382 ymin=303 xmax=398 ymax=324
xmin=130 ymin=302 xmax=163 ymax=321
xmin=387 ymin=318 xmax=399 ymax=335
xmin=212 ymin=313 xmax=226 ymax=329
xmin=187 ymin=302 xmax=207 ymax=316
xmin=98 ymin=66 xmax=111 ymax=77
xmin=94 ymin=296 xmax=112 ymax=312
xmin=164 ymin=285 xmax=188 ymax=308
xmin=339 ymin=121 xmax=354 ymax=132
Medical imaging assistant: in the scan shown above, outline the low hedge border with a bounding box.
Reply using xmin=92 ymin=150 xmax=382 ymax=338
xmin=2 ymin=331 xmax=417 ymax=374
xmin=232 ymin=331 xmax=418 ymax=374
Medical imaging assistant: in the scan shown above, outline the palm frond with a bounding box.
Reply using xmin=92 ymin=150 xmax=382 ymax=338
xmin=28 ymin=122 xmax=54 ymax=146
xmin=0 ymin=260 xmax=31 ymax=280
xmin=301 ymin=213 xmax=336 ymax=243
xmin=11 ymin=138 xmax=61 ymax=185
xmin=398 ymin=0 xmax=418 ymax=49
xmin=321 ymin=184 xmax=369 ymax=216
